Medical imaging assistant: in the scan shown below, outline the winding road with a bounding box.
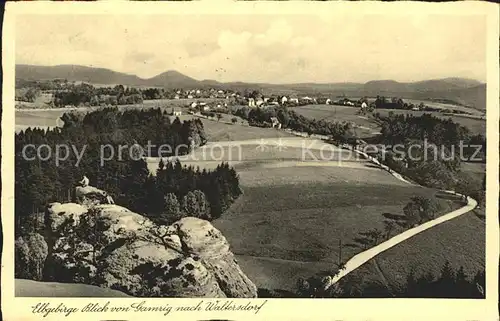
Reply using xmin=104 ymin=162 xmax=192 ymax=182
xmin=322 ymin=147 xmax=478 ymax=287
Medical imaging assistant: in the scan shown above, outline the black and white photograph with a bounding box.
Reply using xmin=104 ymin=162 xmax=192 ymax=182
xmin=2 ymin=1 xmax=499 ymax=320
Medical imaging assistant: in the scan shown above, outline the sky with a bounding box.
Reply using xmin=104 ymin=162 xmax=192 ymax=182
xmin=15 ymin=14 xmax=486 ymax=84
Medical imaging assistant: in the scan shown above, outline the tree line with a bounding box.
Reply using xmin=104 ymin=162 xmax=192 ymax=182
xmin=234 ymin=106 xmax=353 ymax=142
xmin=15 ymin=107 xmax=239 ymax=236
xmin=295 ymin=261 xmax=485 ymax=298
xmin=373 ymin=96 xmax=471 ymax=114
xmin=370 ymin=112 xmax=486 ymax=204
xmin=53 ymin=83 xmax=145 ymax=107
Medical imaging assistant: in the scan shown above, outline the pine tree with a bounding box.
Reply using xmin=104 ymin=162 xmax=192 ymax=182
xmin=164 ymin=193 xmax=180 ymax=214
xmin=193 ymin=190 xmax=210 ymax=220
xmin=181 ymin=191 xmax=200 ymax=217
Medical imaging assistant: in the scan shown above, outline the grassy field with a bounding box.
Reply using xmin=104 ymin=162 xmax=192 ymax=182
xmin=342 ymin=210 xmax=485 ymax=295
xmin=146 ymin=141 xmax=361 ymax=172
xmin=170 ymin=114 xmax=295 ymax=142
xmin=292 ymin=105 xmax=486 ymax=137
xmin=197 ymin=140 xmax=464 ymax=292
xmin=214 ymin=180 xmax=462 ymax=292
xmin=144 ymin=135 xmax=465 ymax=292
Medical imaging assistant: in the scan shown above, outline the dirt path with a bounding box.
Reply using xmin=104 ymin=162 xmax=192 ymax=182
xmin=322 ymin=147 xmax=478 ymax=287
xmin=326 ymin=196 xmax=477 ymax=287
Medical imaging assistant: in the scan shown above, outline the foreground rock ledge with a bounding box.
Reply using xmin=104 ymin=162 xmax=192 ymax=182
xmin=39 ymin=192 xmax=257 ymax=298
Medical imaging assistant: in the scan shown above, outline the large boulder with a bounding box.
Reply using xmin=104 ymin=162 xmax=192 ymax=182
xmin=47 ymin=202 xmax=87 ymax=234
xmin=75 ymin=185 xmax=114 ymax=206
xmin=45 ymin=203 xmax=257 ymax=298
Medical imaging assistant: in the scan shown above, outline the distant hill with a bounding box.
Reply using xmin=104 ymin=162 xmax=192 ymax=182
xmin=16 ymin=64 xmax=486 ymax=109
xmin=147 ymin=70 xmax=201 ymax=88
xmin=16 ymin=64 xmax=145 ymax=86
xmin=424 ymin=84 xmax=486 ymax=110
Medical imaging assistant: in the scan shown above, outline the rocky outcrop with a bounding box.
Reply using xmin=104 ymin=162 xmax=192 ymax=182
xmin=75 ymin=185 xmax=114 ymax=206
xmin=43 ymin=198 xmax=257 ymax=298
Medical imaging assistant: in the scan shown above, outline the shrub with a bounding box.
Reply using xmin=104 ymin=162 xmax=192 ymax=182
xmin=403 ymin=196 xmax=441 ymax=227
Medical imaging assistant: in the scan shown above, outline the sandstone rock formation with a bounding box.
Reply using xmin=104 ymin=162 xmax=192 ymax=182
xmin=75 ymin=185 xmax=114 ymax=206
xmin=42 ymin=193 xmax=257 ymax=298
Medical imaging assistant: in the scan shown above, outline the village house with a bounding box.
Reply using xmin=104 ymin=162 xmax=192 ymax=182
xmin=299 ymin=96 xmax=314 ymax=105
xmin=171 ymin=108 xmax=182 ymax=116
xmin=248 ymin=98 xmax=256 ymax=107
xmin=338 ymin=98 xmax=355 ymax=106
xmin=281 ymin=96 xmax=288 ymax=105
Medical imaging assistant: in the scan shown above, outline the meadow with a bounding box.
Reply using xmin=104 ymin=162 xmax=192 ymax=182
xmin=214 ymin=180 xmax=461 ymax=292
